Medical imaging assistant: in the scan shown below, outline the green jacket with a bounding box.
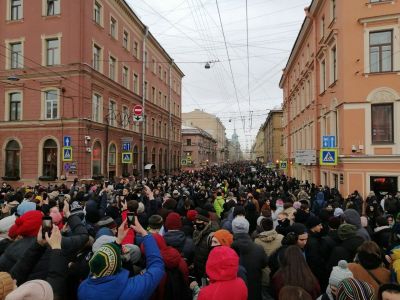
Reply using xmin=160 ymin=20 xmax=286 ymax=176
xmin=214 ymin=196 xmax=225 ymax=218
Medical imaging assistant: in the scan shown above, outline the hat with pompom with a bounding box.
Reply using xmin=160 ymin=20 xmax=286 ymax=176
xmin=329 ymin=260 xmax=354 ymax=287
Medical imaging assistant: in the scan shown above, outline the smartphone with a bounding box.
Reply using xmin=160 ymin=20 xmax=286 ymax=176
xmin=42 ymin=216 xmax=53 ymax=239
xmin=127 ymin=212 xmax=135 ymax=226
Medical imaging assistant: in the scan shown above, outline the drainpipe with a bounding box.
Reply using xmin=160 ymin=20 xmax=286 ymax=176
xmin=141 ymin=26 xmax=148 ymax=181
xmin=168 ymin=59 xmax=173 ymax=175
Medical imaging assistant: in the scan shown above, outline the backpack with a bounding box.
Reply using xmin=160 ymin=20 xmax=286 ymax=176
xmin=164 ymin=267 xmax=192 ymax=300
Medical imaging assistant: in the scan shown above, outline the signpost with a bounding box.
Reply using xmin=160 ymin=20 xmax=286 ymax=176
xmin=62 ymin=147 xmax=73 ymax=162
xmin=122 ymin=142 xmax=131 ymax=151
xmin=320 ymin=148 xmax=338 ymax=166
xmin=63 ymin=136 xmax=71 ymax=147
xmin=322 ymin=136 xmax=336 ymax=148
xmin=279 ymin=161 xmax=287 ymax=169
xmin=133 ymin=115 xmax=144 ymax=122
xmin=122 ymin=152 xmax=132 ymax=164
xmin=133 ymin=105 xmax=143 ymax=116
xmin=295 ymin=150 xmax=317 ymax=165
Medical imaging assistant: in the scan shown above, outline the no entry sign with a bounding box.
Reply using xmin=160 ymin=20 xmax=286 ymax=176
xmin=133 ymin=104 xmax=143 ymax=116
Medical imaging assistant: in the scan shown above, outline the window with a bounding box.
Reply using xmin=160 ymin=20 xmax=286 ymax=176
xmin=108 ymin=100 xmax=116 ymax=126
xmin=122 ymin=66 xmax=129 ymax=88
xmin=10 ymin=0 xmax=22 ymax=20
xmin=372 ymin=103 xmax=393 ymax=143
xmin=92 ymin=93 xmax=102 ymax=122
xmin=330 ymin=0 xmax=336 ymax=20
xmin=320 ymin=16 xmax=325 ymax=39
xmin=9 ymin=92 xmax=21 ymax=121
xmin=92 ymin=141 xmax=102 ymax=176
xmin=42 ymin=139 xmax=57 ymax=178
xmin=158 ymin=120 xmax=161 ymax=137
xmin=158 ymin=91 xmax=162 ymax=106
xmin=158 ymin=65 xmax=162 ymax=78
xmin=369 ymin=30 xmax=393 ymax=73
xmin=109 ymin=144 xmax=116 ymax=166
xmin=5 ymin=140 xmax=20 ymax=178
xmin=133 ymin=41 xmax=139 ymax=58
xmin=123 ymin=31 xmax=129 ymax=49
xmin=109 ymin=56 xmax=116 ymax=80
xmin=93 ymin=44 xmax=102 ymax=71
xmin=10 ymin=42 xmax=22 ymax=69
xmin=330 ymin=46 xmax=337 ymax=83
xmin=186 ymin=139 xmax=191 ymax=146
xmin=133 ymin=73 xmax=139 ymax=94
xmin=151 ymin=87 xmax=156 ymax=103
xmin=46 ymin=38 xmax=60 ymax=66
xmin=93 ymin=1 xmax=101 ymax=25
xmin=152 ymin=59 xmax=156 ymax=73
xmin=144 ymin=51 xmax=148 ymax=68
xmin=46 ymin=0 xmax=60 ymax=16
xmin=144 ymin=81 xmax=148 ymax=99
xmin=110 ymin=17 xmax=117 ymax=38
xmin=320 ymin=59 xmax=326 ymax=93
xmin=45 ymin=90 xmax=58 ymax=119
xmin=164 ymin=70 xmax=167 ymax=83
xmin=151 ymin=118 xmax=155 ymax=136
xmin=122 ymin=106 xmax=129 ymax=129
xmin=164 ymin=95 xmax=167 ymax=109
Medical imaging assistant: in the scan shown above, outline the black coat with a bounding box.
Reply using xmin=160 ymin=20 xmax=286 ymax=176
xmin=373 ymin=226 xmax=392 ymax=251
xmin=306 ymin=232 xmax=328 ymax=290
xmin=327 ymin=235 xmax=364 ymax=271
xmin=193 ymin=223 xmax=215 ymax=281
xmin=232 ymin=233 xmax=268 ymax=300
xmin=0 ymin=237 xmax=36 ymax=272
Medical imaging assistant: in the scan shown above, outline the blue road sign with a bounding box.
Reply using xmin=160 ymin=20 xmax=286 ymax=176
xmin=64 ymin=136 xmax=71 ymax=147
xmin=320 ymin=148 xmax=338 ymax=166
xmin=322 ymin=136 xmax=336 ymax=148
xmin=122 ymin=142 xmax=131 ymax=151
xmin=63 ymin=147 xmax=73 ymax=162
xmin=121 ymin=152 xmax=132 ymax=164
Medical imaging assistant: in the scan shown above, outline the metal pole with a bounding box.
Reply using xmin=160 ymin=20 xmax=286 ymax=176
xmin=141 ymin=26 xmax=148 ymax=181
xmin=168 ymin=60 xmax=173 ymax=174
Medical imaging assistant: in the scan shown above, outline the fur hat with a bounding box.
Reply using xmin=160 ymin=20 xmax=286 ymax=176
xmin=0 ymin=272 xmax=14 ymax=299
xmin=89 ymin=243 xmax=122 ymax=278
xmin=232 ymin=216 xmax=249 ymax=234
xmin=329 ymin=260 xmax=354 ymax=287
xmin=5 ymin=280 xmax=53 ymax=300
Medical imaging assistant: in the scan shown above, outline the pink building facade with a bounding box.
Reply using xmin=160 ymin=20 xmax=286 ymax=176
xmin=0 ymin=0 xmax=183 ymax=185
xmin=280 ymin=0 xmax=400 ymax=198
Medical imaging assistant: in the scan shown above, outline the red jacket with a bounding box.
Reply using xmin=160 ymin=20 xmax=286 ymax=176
xmin=198 ymin=246 xmax=247 ymax=300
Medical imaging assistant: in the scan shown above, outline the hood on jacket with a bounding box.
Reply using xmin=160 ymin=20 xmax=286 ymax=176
xmin=343 ymin=209 xmax=361 ymax=228
xmin=164 ymin=230 xmax=186 ymax=248
xmin=206 ymin=246 xmax=238 ymax=282
xmin=316 ymin=192 xmax=325 ymax=202
xmin=257 ymin=230 xmax=279 ymax=242
xmin=161 ymin=246 xmax=181 ymax=269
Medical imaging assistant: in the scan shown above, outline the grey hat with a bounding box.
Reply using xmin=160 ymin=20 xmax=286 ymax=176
xmin=122 ymin=244 xmax=141 ymax=265
xmin=92 ymin=235 xmax=117 ymax=253
xmin=232 ymin=216 xmax=250 ymax=234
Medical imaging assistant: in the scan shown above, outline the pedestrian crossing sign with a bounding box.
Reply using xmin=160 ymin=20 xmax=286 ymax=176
xmin=320 ymin=148 xmax=338 ymax=166
xmin=279 ymin=161 xmax=287 ymax=169
xmin=122 ymin=152 xmax=132 ymax=164
xmin=62 ymin=147 xmax=73 ymax=162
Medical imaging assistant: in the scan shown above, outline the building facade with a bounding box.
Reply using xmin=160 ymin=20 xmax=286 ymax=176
xmin=251 ymin=129 xmax=264 ymax=162
xmin=228 ymin=129 xmax=243 ymax=162
xmin=182 ymin=109 xmax=227 ymax=164
xmin=181 ymin=125 xmax=217 ymax=169
xmin=262 ymin=110 xmax=283 ymax=164
xmin=0 ymin=0 xmax=183 ymax=185
xmin=280 ymin=0 xmax=400 ymax=197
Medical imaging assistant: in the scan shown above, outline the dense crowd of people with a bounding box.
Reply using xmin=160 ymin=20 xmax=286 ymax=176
xmin=0 ymin=163 xmax=399 ymax=299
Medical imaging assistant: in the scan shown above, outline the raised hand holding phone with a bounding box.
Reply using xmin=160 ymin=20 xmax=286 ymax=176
xmin=46 ymin=225 xmax=62 ymax=250
xmin=116 ymin=219 xmax=129 ymax=245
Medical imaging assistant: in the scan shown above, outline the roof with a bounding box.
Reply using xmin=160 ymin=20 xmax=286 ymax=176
xmin=182 ymin=126 xmax=216 ymax=142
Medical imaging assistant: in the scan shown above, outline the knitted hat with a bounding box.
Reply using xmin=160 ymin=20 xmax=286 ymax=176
xmin=337 ymin=278 xmax=374 ymax=300
xmin=5 ymin=279 xmax=53 ymax=300
xmin=148 ymin=215 xmax=163 ymax=230
xmin=0 ymin=272 xmax=14 ymax=299
xmin=186 ymin=210 xmax=198 ymax=222
xmin=329 ymin=260 xmax=354 ymax=287
xmin=306 ymin=216 xmax=322 ymax=230
xmin=195 ymin=209 xmax=210 ymax=223
xmin=16 ymin=201 xmax=36 ymax=217
xmin=92 ymin=235 xmax=117 ymax=253
xmin=213 ymin=229 xmax=233 ymax=246
xmin=233 ymin=206 xmax=246 ymax=218
xmin=96 ymin=216 xmax=117 ymax=229
xmin=49 ymin=207 xmax=62 ymax=225
xmin=334 ymin=208 xmax=344 ymax=218
xmin=165 ymin=212 xmax=182 ymax=230
xmin=232 ymin=216 xmax=249 ymax=234
xmin=338 ymin=224 xmax=358 ymax=241
xmin=289 ymin=223 xmax=308 ymax=236
xmin=8 ymin=210 xmax=43 ymax=239
xmin=89 ymin=243 xmax=122 ymax=278
xmin=329 ymin=216 xmax=341 ymax=230
xmin=122 ymin=244 xmax=141 ymax=265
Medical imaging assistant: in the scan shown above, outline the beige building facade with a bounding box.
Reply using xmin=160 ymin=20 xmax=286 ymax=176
xmin=280 ymin=0 xmax=400 ymax=198
xmin=182 ymin=109 xmax=227 ymax=164
xmin=262 ymin=110 xmax=283 ymax=165
xmin=252 ymin=129 xmax=265 ymax=162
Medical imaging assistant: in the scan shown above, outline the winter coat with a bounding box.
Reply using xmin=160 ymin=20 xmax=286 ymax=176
xmin=213 ymin=196 xmax=225 ymax=218
xmin=373 ymin=225 xmax=392 ymax=251
xmin=0 ymin=236 xmax=36 ymax=272
xmin=231 ymin=233 xmax=268 ymax=300
xmin=254 ymin=230 xmax=283 ymax=286
xmin=163 ymin=230 xmax=194 ymax=263
xmin=342 ymin=209 xmax=371 ymax=241
xmin=193 ymin=222 xmax=216 ymax=281
xmin=348 ymin=263 xmax=390 ymax=296
xmin=78 ymin=234 xmax=164 ymax=300
xmin=306 ymin=231 xmax=328 ymax=290
xmin=312 ymin=192 xmax=326 ymax=215
xmin=198 ymin=246 xmax=247 ymax=300
xmin=327 ymin=235 xmax=364 ymax=271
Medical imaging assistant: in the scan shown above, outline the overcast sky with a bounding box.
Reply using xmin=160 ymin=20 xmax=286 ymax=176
xmin=127 ymin=0 xmax=311 ymax=153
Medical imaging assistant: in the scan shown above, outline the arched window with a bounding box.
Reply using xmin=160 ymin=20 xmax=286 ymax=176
xmin=92 ymin=141 xmax=102 ymax=176
xmin=133 ymin=145 xmax=138 ymax=170
xmin=43 ymin=139 xmax=57 ymax=178
xmin=158 ymin=149 xmax=163 ymax=171
xmin=109 ymin=144 xmax=116 ymax=166
xmin=152 ymin=148 xmax=156 ymax=164
xmin=5 ymin=140 xmax=20 ymax=178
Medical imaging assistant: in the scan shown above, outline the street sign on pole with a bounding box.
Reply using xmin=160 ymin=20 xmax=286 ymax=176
xmin=122 ymin=142 xmax=131 ymax=151
xmin=133 ymin=105 xmax=143 ymax=116
xmin=279 ymin=161 xmax=287 ymax=169
xmin=320 ymin=148 xmax=338 ymax=166
xmin=322 ymin=136 xmax=336 ymax=148
xmin=133 ymin=115 xmax=144 ymax=122
xmin=63 ymin=147 xmax=73 ymax=161
xmin=63 ymin=136 xmax=71 ymax=147
xmin=122 ymin=152 xmax=133 ymax=164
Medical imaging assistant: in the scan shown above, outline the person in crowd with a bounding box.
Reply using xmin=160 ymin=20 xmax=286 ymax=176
xmin=378 ymin=283 xmax=400 ymax=300
xmin=342 ymin=209 xmax=371 ymax=241
xmin=336 ymin=278 xmax=375 ymax=300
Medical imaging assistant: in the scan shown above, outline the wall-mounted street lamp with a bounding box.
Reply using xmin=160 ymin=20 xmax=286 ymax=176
xmin=7 ymin=75 xmax=20 ymax=81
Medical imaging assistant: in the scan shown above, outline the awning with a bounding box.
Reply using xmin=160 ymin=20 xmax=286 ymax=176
xmin=144 ymin=164 xmax=155 ymax=170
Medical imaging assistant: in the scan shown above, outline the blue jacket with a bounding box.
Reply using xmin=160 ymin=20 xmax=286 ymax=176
xmin=78 ymin=234 xmax=164 ymax=300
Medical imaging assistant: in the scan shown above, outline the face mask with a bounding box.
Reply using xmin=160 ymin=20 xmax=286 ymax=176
xmin=195 ymin=222 xmax=206 ymax=231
